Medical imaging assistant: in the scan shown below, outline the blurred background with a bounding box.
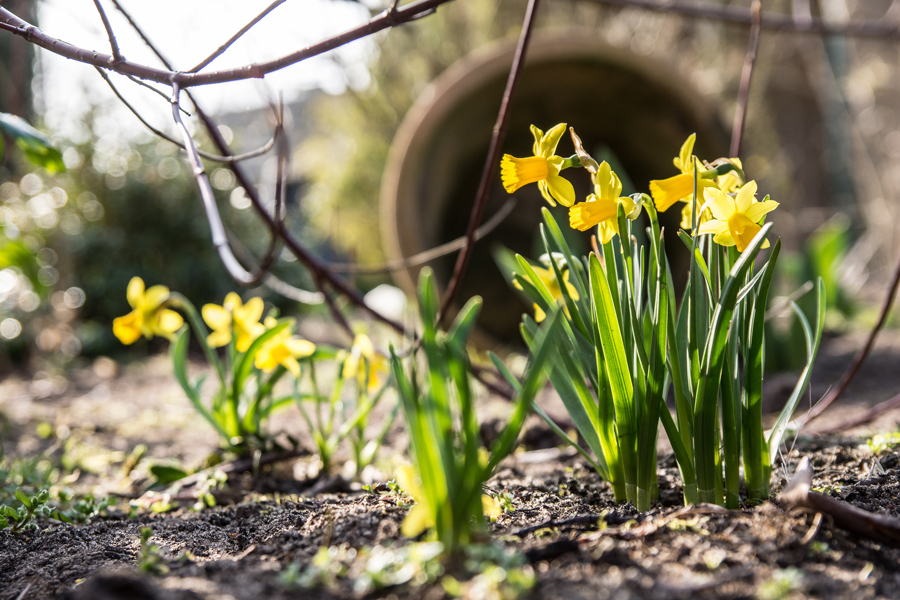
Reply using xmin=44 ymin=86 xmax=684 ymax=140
xmin=0 ymin=0 xmax=896 ymax=374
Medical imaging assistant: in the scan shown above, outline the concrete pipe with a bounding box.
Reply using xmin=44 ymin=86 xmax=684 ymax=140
xmin=381 ymin=30 xmax=728 ymax=346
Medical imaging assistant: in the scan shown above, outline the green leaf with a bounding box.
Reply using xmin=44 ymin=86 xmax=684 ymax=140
xmin=149 ymin=465 xmax=188 ymax=486
xmin=767 ymin=278 xmax=826 ymax=463
xmin=14 ymin=489 xmax=31 ymax=510
xmin=0 ymin=112 xmax=65 ymax=173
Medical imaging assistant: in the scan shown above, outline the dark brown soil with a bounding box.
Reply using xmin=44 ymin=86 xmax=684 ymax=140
xmin=2 ymin=329 xmax=900 ymax=600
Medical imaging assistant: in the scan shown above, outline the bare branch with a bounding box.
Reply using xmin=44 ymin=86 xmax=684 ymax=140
xmin=91 ymin=0 xmax=124 ymax=63
xmin=440 ymin=0 xmax=539 ymax=317
xmin=189 ymin=0 xmax=287 ymax=73
xmin=0 ymin=0 xmax=458 ymax=87
xmin=325 ymin=198 xmax=517 ymax=275
xmin=583 ymin=0 xmax=900 ymax=37
xmin=729 ymin=0 xmax=760 ymax=158
xmin=798 ymin=247 xmax=900 ymax=425
xmin=170 ymin=82 xmax=259 ymax=285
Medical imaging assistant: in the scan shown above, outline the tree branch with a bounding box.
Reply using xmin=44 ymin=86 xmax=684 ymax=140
xmin=189 ymin=0 xmax=287 ymax=73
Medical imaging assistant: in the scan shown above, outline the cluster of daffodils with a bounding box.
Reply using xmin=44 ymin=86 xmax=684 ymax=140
xmin=113 ymin=280 xmax=315 ymax=375
xmin=501 ymin=124 xmax=778 ymax=319
xmin=201 ymin=292 xmax=315 ymax=376
xmin=501 ymin=124 xmax=777 ymax=252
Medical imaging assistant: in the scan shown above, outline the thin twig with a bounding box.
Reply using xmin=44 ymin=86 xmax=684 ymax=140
xmin=189 ymin=0 xmax=287 ymax=73
xmin=440 ymin=0 xmax=540 ymax=318
xmin=96 ymin=68 xmax=276 ymax=162
xmin=325 ymin=198 xmax=516 ymax=275
xmin=0 ymin=0 xmax=458 ymax=87
xmin=227 ymin=230 xmax=325 ymax=304
xmin=816 ymin=390 xmax=900 ymax=434
xmin=583 ymin=0 xmax=900 ymax=38
xmin=730 ymin=0 xmax=761 ymax=158
xmin=799 ymin=248 xmax=900 ymax=425
xmin=91 ymin=0 xmax=123 ymax=63
xmin=124 ymin=72 xmax=191 ymax=115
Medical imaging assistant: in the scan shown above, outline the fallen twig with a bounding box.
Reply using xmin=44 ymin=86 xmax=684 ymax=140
xmin=779 ymin=456 xmax=900 ymax=548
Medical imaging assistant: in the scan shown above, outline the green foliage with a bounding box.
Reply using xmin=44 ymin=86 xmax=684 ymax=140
xmin=0 ymin=487 xmax=53 ymax=533
xmin=283 ymin=541 xmax=534 ymax=598
xmin=138 ymin=527 xmax=169 ymax=575
xmin=501 ymin=198 xmax=824 ymax=509
xmin=499 ymin=204 xmax=668 ymax=510
xmin=0 ymin=112 xmax=65 ymax=173
xmin=866 ymin=432 xmax=900 ymax=455
xmin=293 ymin=338 xmax=396 ymax=477
xmin=390 ymin=268 xmax=560 ymax=554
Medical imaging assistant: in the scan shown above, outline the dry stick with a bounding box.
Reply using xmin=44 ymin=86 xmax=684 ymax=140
xmin=440 ymin=0 xmax=540 ymax=318
xmin=729 ymin=1 xmax=761 ymax=159
xmin=583 ymin=0 xmax=900 ymax=38
xmin=798 ymin=249 xmax=900 ymax=426
xmin=780 ymin=457 xmax=900 ymax=548
xmin=816 ymin=391 xmax=900 ymax=434
xmin=325 ymin=198 xmax=517 ymax=275
xmin=227 ymin=231 xmax=325 ymax=304
xmin=0 ymin=0 xmax=457 ymax=87
xmin=91 ymin=0 xmax=123 ymax=63
xmin=189 ymin=0 xmax=287 ymax=73
xmin=96 ymin=67 xmax=277 ymax=163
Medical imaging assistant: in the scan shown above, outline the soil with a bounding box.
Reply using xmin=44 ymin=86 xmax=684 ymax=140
xmin=2 ymin=329 xmax=900 ymax=600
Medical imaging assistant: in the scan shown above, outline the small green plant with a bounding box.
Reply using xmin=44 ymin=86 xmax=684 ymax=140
xmin=866 ymin=432 xmax=900 ymax=455
xmin=757 ymin=567 xmax=804 ymax=600
xmin=499 ymin=127 xmax=825 ymax=508
xmin=113 ymin=280 xmax=319 ymax=455
xmin=390 ymin=269 xmax=560 ymax=555
xmin=294 ymin=332 xmax=396 ymax=477
xmin=0 ymin=488 xmax=53 ymax=533
xmin=284 ymin=541 xmax=534 ymax=598
xmin=138 ymin=527 xmax=169 ymax=575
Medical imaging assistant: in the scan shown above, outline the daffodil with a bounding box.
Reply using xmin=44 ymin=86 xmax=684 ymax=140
xmin=112 ymin=277 xmax=183 ymax=344
xmin=253 ymin=317 xmax=316 ymax=377
xmin=697 ymin=181 xmax=779 ymax=252
xmin=201 ymin=292 xmax=265 ymax=352
xmin=500 ymin=123 xmax=576 ymax=207
xmin=339 ymin=333 xmax=389 ymax=392
xmin=518 ymin=264 xmax=579 ymax=323
xmin=649 ymin=133 xmax=717 ymax=213
xmin=569 ymin=161 xmax=641 ymax=242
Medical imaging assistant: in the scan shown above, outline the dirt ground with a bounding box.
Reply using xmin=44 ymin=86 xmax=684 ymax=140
xmin=1 ymin=328 xmax=900 ymax=600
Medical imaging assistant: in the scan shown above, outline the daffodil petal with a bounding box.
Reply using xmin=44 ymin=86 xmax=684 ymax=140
xmin=126 ymin=277 xmax=145 ymax=309
xmin=704 ymin=187 xmax=733 ymax=221
xmin=540 ymin=123 xmax=567 ymax=157
xmin=113 ymin=312 xmax=142 ymax=345
xmin=284 ymin=338 xmax=316 ymax=358
xmin=530 ymin=124 xmax=544 ymax=156
xmin=735 ymin=180 xmax=758 ymax=213
xmin=143 ymin=285 xmax=171 ymax=312
xmin=482 ymin=495 xmax=502 ymax=520
xmin=202 ymin=304 xmax=231 ymax=331
xmin=537 ymin=180 xmax=556 ymax=207
xmin=240 ymin=296 xmax=265 ymax=324
xmin=155 ymin=309 xmax=184 ymax=338
xmin=697 ymin=219 xmax=728 ymax=236
xmin=546 ymin=173 xmax=576 ymax=207
xmin=676 ymin=133 xmax=697 ymax=173
xmin=533 ymin=303 xmax=546 ymax=323
xmin=206 ymin=329 xmax=232 ymax=348
xmin=713 ymin=230 xmax=736 ymax=247
xmin=744 ymin=199 xmax=779 ymax=223
xmin=650 ymin=173 xmax=695 ymax=212
xmin=401 ymin=503 xmax=432 ymax=538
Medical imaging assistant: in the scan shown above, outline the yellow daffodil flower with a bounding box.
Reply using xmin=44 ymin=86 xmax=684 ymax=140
xmin=649 ymin=133 xmax=717 ymax=213
xmin=500 ymin=123 xmax=576 ymax=207
xmin=526 ymin=265 xmax=579 ymax=323
xmin=113 ymin=277 xmax=183 ymax=344
xmin=201 ymin=293 xmax=265 ymax=352
xmin=569 ymin=161 xmax=640 ymax=242
xmin=680 ymin=158 xmax=744 ymax=232
xmin=253 ymin=318 xmax=316 ymax=377
xmin=339 ymin=333 xmax=389 ymax=393
xmin=697 ymin=181 xmax=779 ymax=252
